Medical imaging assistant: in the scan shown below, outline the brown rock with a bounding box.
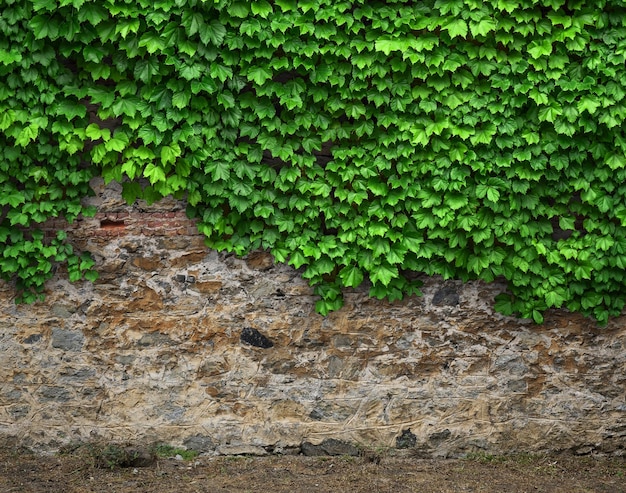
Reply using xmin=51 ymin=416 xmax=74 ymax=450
xmin=132 ymin=257 xmax=163 ymax=271
xmin=245 ymin=251 xmax=274 ymax=271
xmin=192 ymin=281 xmax=222 ymax=294
xmin=171 ymin=251 xmax=208 ymax=267
xmin=127 ymin=286 xmax=163 ymax=310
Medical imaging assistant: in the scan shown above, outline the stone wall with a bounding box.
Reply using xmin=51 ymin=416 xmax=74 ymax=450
xmin=1 ymin=179 xmax=625 ymax=456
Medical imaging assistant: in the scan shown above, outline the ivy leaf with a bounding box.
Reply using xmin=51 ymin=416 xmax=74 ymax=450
xmin=144 ymin=163 xmax=167 ymax=183
xmin=545 ymin=290 xmax=566 ymax=308
xmin=577 ymin=95 xmax=600 ymax=115
xmin=182 ymin=11 xmax=204 ymax=37
xmin=469 ymin=18 xmax=496 ymax=37
xmin=55 ymin=101 xmax=87 ymax=121
xmin=122 ymin=182 xmax=143 ymax=204
xmin=445 ymin=192 xmax=468 ymax=210
xmin=528 ymin=39 xmax=553 ymax=59
xmin=161 ymin=144 xmax=181 ymax=166
xmin=228 ymin=2 xmax=250 ymax=17
xmin=29 ymin=15 xmax=60 ymax=39
xmin=134 ymin=58 xmax=161 ymax=83
xmin=375 ymin=38 xmax=408 ymax=55
xmin=104 ymin=131 xmax=130 ymax=152
xmin=85 ymin=124 xmax=103 ymax=140
xmin=339 ymin=264 xmax=364 ymax=288
xmin=251 ymin=0 xmax=273 ymax=17
xmin=15 ymin=124 xmax=39 ymax=146
xmin=199 ymin=20 xmax=226 ymax=46
xmin=210 ymin=63 xmax=232 ymax=82
xmin=443 ymin=19 xmax=468 ymax=39
xmin=111 ymin=98 xmax=139 ymax=118
xmin=274 ymin=0 xmax=297 ymax=12
xmin=246 ymin=66 xmax=273 ymax=85
xmin=370 ymin=263 xmax=398 ymax=287
xmin=0 ymin=192 xmax=25 ymax=207
xmin=76 ymin=4 xmax=108 ymax=26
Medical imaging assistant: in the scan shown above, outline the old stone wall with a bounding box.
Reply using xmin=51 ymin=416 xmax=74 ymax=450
xmin=1 ymin=179 xmax=625 ymax=457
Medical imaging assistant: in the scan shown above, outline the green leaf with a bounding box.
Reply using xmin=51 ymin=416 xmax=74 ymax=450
xmin=134 ymin=58 xmax=161 ymax=83
xmin=445 ymin=192 xmax=468 ymax=210
xmin=144 ymin=163 xmax=166 ymax=183
xmin=199 ymin=20 xmax=226 ymax=46
xmin=577 ymin=95 xmax=600 ymax=114
xmin=246 ymin=66 xmax=273 ymax=85
xmin=0 ymin=191 xmax=25 ymax=207
xmin=339 ymin=265 xmax=364 ymax=288
xmin=274 ymin=0 xmax=297 ymax=12
xmin=210 ymin=63 xmax=232 ymax=82
xmin=83 ymin=270 xmax=99 ymax=282
xmin=104 ymin=131 xmax=129 ymax=152
xmin=228 ymin=2 xmax=250 ymax=17
xmin=111 ymin=98 xmax=139 ymax=118
xmin=211 ymin=161 xmax=230 ymax=181
xmin=161 ymin=144 xmax=181 ymax=166
xmin=85 ymin=124 xmax=102 ymax=140
xmin=77 ymin=4 xmax=108 ymax=25
xmin=443 ymin=19 xmax=468 ymax=39
xmin=545 ymin=290 xmax=565 ymax=308
xmin=469 ymin=18 xmax=496 ymax=37
xmin=15 ymin=124 xmax=39 ymax=146
xmin=315 ymin=298 xmax=343 ymax=316
xmin=370 ymin=263 xmax=398 ymax=287
xmin=251 ymin=0 xmax=273 ymax=17
xmin=55 ymin=101 xmax=87 ymax=121
xmin=527 ymin=39 xmax=553 ymax=59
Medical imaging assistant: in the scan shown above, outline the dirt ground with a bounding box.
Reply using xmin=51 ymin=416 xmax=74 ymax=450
xmin=1 ymin=439 xmax=625 ymax=493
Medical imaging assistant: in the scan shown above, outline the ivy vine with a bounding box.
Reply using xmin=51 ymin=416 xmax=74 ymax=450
xmin=2 ymin=0 xmax=626 ymax=324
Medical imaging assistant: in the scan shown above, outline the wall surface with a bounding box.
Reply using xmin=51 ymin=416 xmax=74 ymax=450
xmin=1 ymin=179 xmax=625 ymax=456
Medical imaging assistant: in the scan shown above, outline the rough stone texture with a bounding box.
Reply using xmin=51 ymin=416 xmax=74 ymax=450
xmin=1 ymin=179 xmax=625 ymax=456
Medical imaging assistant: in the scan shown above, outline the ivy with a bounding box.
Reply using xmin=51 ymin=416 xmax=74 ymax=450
xmin=3 ymin=1 xmax=626 ymax=324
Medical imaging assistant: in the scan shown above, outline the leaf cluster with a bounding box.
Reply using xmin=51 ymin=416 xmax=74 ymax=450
xmin=2 ymin=0 xmax=626 ymax=324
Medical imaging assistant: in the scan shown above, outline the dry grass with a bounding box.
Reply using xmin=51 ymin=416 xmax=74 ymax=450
xmin=0 ymin=438 xmax=624 ymax=493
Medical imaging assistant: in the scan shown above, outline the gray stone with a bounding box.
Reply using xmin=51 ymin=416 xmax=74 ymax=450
xmin=51 ymin=304 xmax=74 ymax=319
xmin=23 ymin=334 xmax=42 ymax=344
xmin=432 ymin=285 xmax=460 ymax=306
xmin=137 ymin=332 xmax=172 ymax=347
xmin=164 ymin=407 xmax=185 ymax=421
xmin=183 ymin=435 xmax=215 ymax=453
xmin=396 ymin=429 xmax=417 ymax=449
xmin=240 ymin=327 xmax=273 ymax=348
xmin=507 ymin=379 xmax=528 ymax=392
xmin=301 ymin=439 xmax=359 ymax=457
xmin=216 ymin=445 xmax=267 ymax=456
xmin=5 ymin=389 xmax=21 ymax=400
xmin=8 ymin=405 xmax=30 ymax=419
xmin=39 ymin=386 xmax=70 ymax=402
xmin=493 ymin=353 xmax=528 ymax=375
xmin=429 ymin=429 xmax=451 ymax=443
xmin=61 ymin=368 xmax=96 ymax=380
xmin=327 ymin=356 xmax=343 ymax=377
xmin=51 ymin=328 xmax=84 ymax=351
xmin=331 ymin=335 xmax=352 ymax=348
xmin=115 ymin=354 xmax=135 ymax=365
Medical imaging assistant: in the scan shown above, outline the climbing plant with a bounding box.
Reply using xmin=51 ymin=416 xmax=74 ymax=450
xmin=2 ymin=0 xmax=626 ymax=323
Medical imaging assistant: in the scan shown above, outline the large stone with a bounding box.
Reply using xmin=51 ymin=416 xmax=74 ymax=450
xmin=301 ymin=439 xmax=360 ymax=457
xmin=51 ymin=328 xmax=84 ymax=351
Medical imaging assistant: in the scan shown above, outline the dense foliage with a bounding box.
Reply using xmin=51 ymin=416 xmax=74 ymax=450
xmin=2 ymin=0 xmax=626 ymax=323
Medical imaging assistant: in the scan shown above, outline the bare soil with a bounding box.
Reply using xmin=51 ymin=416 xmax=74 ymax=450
xmin=1 ymin=441 xmax=624 ymax=493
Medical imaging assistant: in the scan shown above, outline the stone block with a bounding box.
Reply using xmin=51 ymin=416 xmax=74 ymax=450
xmin=51 ymin=328 xmax=84 ymax=351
